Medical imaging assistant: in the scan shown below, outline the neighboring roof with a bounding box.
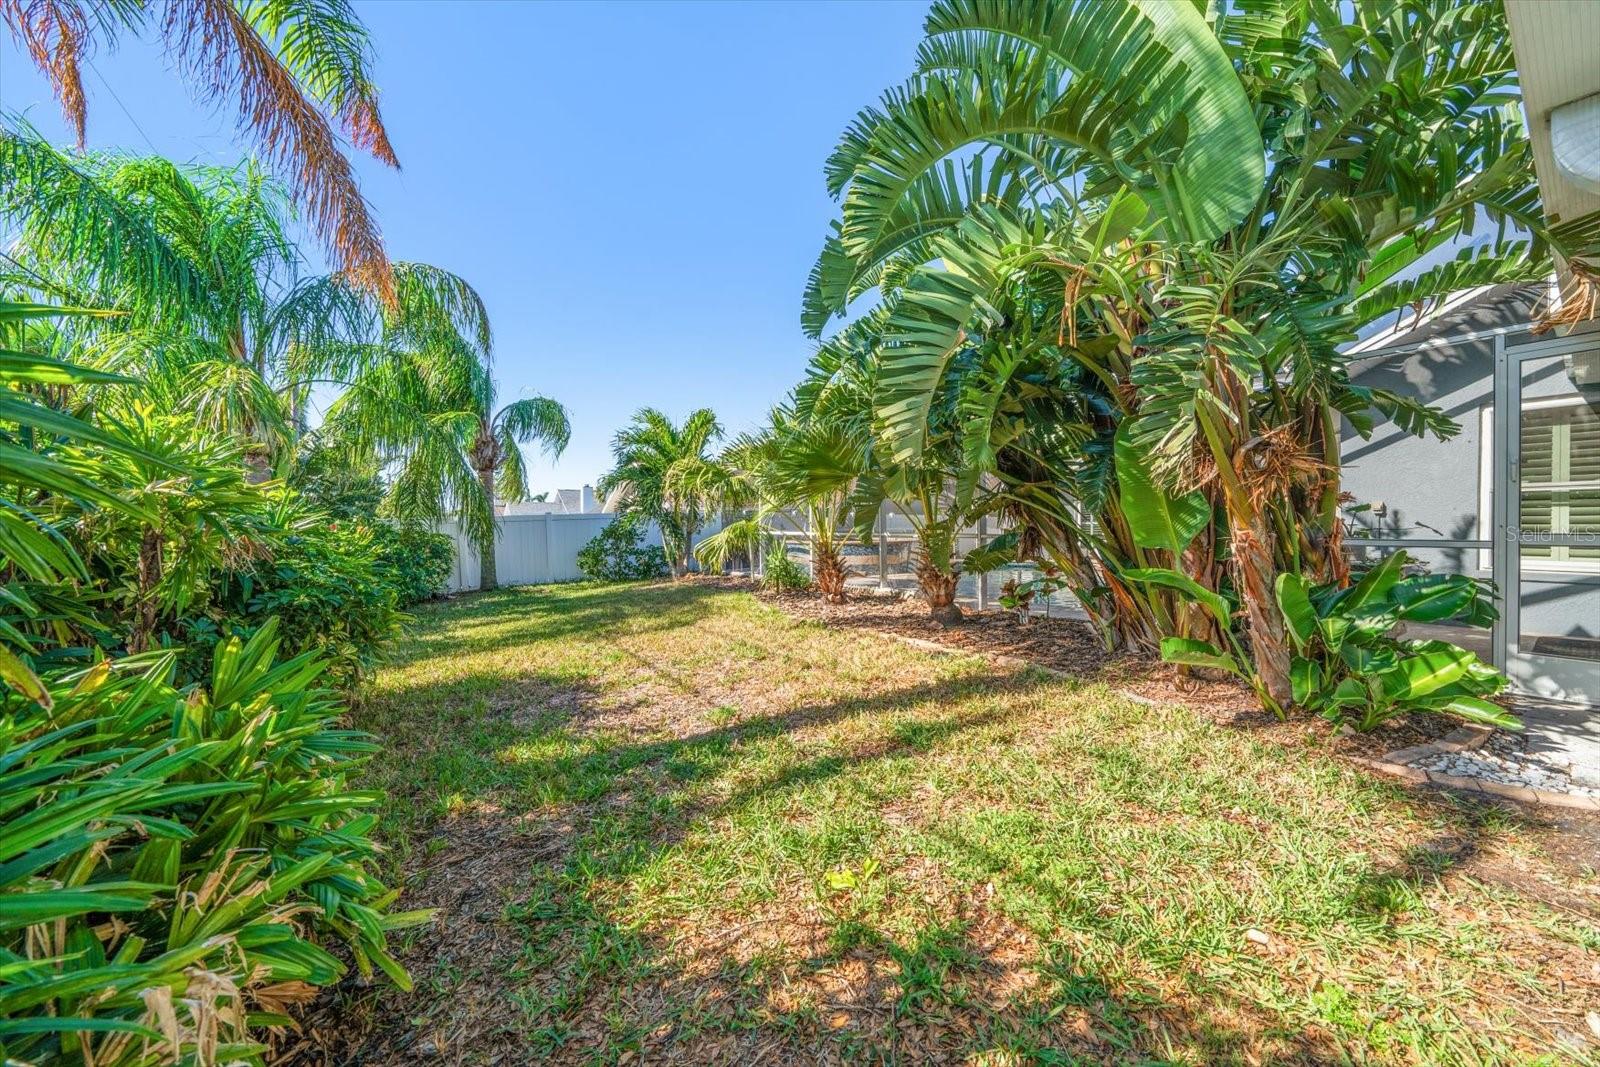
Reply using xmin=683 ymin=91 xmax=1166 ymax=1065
xmin=1346 ymin=282 xmax=1547 ymax=372
xmin=1506 ymin=1 xmax=1600 ymax=228
xmin=499 ymin=486 xmax=602 ymax=516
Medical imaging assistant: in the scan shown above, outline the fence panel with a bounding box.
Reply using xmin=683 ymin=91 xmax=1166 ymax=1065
xmin=437 ymin=512 xmax=728 ymax=593
xmin=757 ymin=504 xmax=1088 ymax=620
xmin=437 ymin=506 xmax=1085 ymax=621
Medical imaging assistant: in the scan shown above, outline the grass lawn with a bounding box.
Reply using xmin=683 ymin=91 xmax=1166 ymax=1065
xmin=323 ymin=580 xmax=1600 ymax=1066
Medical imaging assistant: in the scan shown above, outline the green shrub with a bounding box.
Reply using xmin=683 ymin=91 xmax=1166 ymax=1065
xmin=58 ymin=407 xmax=278 ymax=659
xmin=192 ymin=515 xmax=404 ymax=685
xmin=1271 ymin=552 xmax=1513 ymax=732
xmin=577 ymin=515 xmax=669 ymax=581
xmin=287 ymin=439 xmax=387 ymax=521
xmin=371 ymin=522 xmax=453 ymax=605
xmin=47 ymin=407 xmax=435 ymax=688
xmin=289 ymin=443 xmax=453 ymax=605
xmin=0 ymin=621 xmax=425 ymax=1066
xmin=762 ymin=548 xmax=812 ymax=593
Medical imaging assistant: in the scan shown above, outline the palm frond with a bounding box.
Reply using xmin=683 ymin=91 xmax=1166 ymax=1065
xmin=0 ymin=125 xmax=207 ymax=317
xmin=1351 ymin=242 xmax=1544 ymax=330
xmin=160 ymin=0 xmax=394 ymax=302
xmin=494 ymin=396 xmax=569 ymax=456
xmin=241 ymin=0 xmax=398 ymax=166
xmin=0 ymin=0 xmax=99 ymax=147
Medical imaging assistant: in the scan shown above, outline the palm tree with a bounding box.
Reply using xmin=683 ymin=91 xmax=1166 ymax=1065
xmin=323 ymin=334 xmax=568 ymax=592
xmin=757 ymin=410 xmax=864 ymax=603
xmin=2 ymin=0 xmax=399 ymax=300
xmin=0 ymin=137 xmax=486 ymax=468
xmin=806 ymin=0 xmax=1600 ymax=707
xmin=598 ymin=408 xmax=724 ymax=578
xmin=683 ymin=405 xmax=863 ymax=603
xmin=790 ymin=311 xmax=996 ymax=621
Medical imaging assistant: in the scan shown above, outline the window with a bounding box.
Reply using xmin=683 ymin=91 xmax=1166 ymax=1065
xmin=1520 ymin=397 xmax=1600 ymax=568
xmin=1481 ymin=395 xmax=1600 ymax=572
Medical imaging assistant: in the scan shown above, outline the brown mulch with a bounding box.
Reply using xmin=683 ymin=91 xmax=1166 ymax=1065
xmin=272 ymin=806 xmax=589 ymax=1065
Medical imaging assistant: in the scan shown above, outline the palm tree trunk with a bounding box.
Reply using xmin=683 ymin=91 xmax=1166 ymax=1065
xmin=477 ymin=461 xmax=498 ymax=592
xmin=1196 ymin=385 xmax=1292 ymax=710
xmin=813 ymin=536 xmax=848 ymax=603
xmin=915 ymin=547 xmax=963 ymax=625
xmin=663 ymin=517 xmax=685 ymax=578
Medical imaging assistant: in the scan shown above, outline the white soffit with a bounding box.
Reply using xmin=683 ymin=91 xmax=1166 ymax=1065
xmin=1505 ymin=0 xmax=1600 ymax=224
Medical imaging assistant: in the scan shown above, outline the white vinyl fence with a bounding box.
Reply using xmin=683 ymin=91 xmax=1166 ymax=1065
xmin=437 ymin=507 xmax=1083 ymax=621
xmin=436 ymin=513 xmax=730 ymax=593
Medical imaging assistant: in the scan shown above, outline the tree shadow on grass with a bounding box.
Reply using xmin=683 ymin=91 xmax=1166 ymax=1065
xmin=287 ymin=583 xmax=1566 ymax=1066
xmin=404 ymin=581 xmax=731 ymax=658
xmin=294 ymin=670 xmax=1294 ymax=1065
xmin=297 ymin=660 xmax=1151 ymax=1064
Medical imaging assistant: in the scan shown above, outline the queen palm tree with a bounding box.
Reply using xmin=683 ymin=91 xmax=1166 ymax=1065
xmin=0 ymin=136 xmax=486 ymax=469
xmin=2 ymin=0 xmax=399 ymax=300
xmin=806 ymin=0 xmax=1600 ymax=707
xmin=598 ymin=408 xmax=724 ymax=578
xmin=321 ymin=334 xmax=568 ymax=592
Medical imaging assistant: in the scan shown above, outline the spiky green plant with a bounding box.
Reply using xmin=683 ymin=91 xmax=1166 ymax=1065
xmin=0 ymin=620 xmax=427 ymax=1066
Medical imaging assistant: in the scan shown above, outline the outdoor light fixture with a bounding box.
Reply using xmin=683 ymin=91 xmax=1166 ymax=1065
xmin=1551 ymin=91 xmax=1600 ymax=198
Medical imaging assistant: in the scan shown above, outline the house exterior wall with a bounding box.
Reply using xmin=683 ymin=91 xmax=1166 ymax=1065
xmin=1342 ymin=329 xmax=1600 ymax=645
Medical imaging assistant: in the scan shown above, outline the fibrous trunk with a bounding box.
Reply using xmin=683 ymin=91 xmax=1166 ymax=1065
xmin=130 ymin=528 xmax=163 ymax=653
xmin=916 ymin=550 xmax=962 ymax=625
xmin=1232 ymin=517 xmax=1291 ymax=709
xmin=812 ymin=537 xmax=848 ymax=603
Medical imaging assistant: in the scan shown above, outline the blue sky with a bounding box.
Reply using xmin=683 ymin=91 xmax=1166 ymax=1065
xmin=0 ymin=0 xmax=926 ymax=493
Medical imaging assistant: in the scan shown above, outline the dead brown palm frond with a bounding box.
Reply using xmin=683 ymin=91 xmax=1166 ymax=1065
xmin=1235 ymin=425 xmax=1327 ymax=511
xmin=250 ymin=979 xmax=320 ymax=1018
xmin=1 ymin=0 xmax=92 ymax=147
xmin=1322 ymin=507 xmax=1350 ymax=587
xmin=160 ymin=0 xmax=395 ymax=307
xmin=1533 ymin=263 xmax=1600 ymax=334
xmin=1180 ymin=439 xmax=1220 ymax=495
xmin=341 ymin=91 xmax=397 ymax=167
